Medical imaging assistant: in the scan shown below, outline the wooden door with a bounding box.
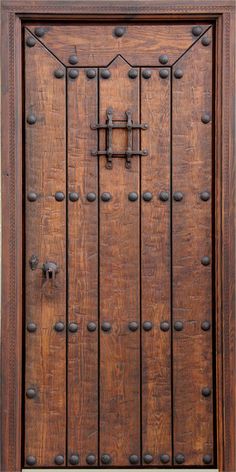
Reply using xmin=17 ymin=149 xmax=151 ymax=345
xmin=24 ymin=22 xmax=214 ymax=468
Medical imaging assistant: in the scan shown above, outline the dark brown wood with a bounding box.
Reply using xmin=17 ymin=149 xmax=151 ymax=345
xmin=141 ymin=68 xmax=171 ymax=465
xmin=67 ymin=68 xmax=98 ymax=466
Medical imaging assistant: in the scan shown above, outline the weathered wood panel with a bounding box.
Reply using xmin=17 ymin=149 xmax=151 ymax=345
xmin=24 ymin=31 xmax=66 ymax=467
xmin=172 ymin=29 xmax=214 ymax=466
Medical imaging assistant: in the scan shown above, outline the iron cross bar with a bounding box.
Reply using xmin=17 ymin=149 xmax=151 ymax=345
xmin=91 ymin=107 xmax=148 ymax=169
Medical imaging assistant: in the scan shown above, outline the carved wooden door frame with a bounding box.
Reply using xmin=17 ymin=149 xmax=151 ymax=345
xmin=1 ymin=1 xmax=235 ymax=471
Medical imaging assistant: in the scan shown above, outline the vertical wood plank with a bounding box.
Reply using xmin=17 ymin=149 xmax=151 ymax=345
xmin=172 ymin=29 xmax=214 ymax=466
xmin=67 ymin=68 xmax=98 ymax=466
xmin=141 ymin=68 xmax=171 ymax=465
xmin=99 ymin=57 xmax=140 ymax=466
xmin=24 ymin=31 xmax=66 ymax=467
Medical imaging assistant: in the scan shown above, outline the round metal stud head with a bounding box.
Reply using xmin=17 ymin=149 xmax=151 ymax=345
xmin=159 ymin=69 xmax=169 ymax=79
xmin=143 ymin=321 xmax=152 ymax=332
xmin=54 ymin=69 xmax=64 ymax=79
xmin=69 ymin=454 xmax=79 ymax=465
xmin=160 ymin=454 xmax=170 ymax=464
xmin=173 ymin=191 xmax=184 ymax=201
xmin=160 ymin=321 xmax=170 ymax=332
xmin=101 ymin=192 xmax=111 ymax=202
xmin=27 ymin=191 xmax=37 ymax=202
xmin=101 ymin=69 xmax=111 ymax=79
xmin=69 ymin=192 xmax=79 ymax=202
xmin=101 ymin=322 xmax=111 ymax=332
xmin=175 ymin=453 xmax=185 ymax=464
xmin=203 ymin=454 xmax=212 ymax=464
xmin=143 ymin=454 xmax=153 ymax=464
xmin=202 ymin=387 xmax=211 ymax=397
xmin=174 ymin=321 xmax=183 ymax=331
xmin=114 ymin=26 xmax=125 ymax=37
xmin=142 ymin=69 xmax=152 ymax=79
xmin=54 ymin=321 xmax=65 ymax=332
xmin=201 ymin=256 xmax=210 ymax=266
xmin=202 ymin=36 xmax=211 ymax=46
xmin=69 ymin=322 xmax=78 ymax=333
xmin=26 ymin=455 xmax=37 ymax=466
xmin=27 ymin=114 xmax=37 ymax=125
xmin=129 ymin=454 xmax=139 ymax=464
xmin=54 ymin=455 xmax=64 ymax=465
xmin=159 ymin=191 xmax=169 ymax=202
xmin=192 ymin=25 xmax=203 ymax=36
xmin=101 ymin=454 xmax=111 ymax=464
xmin=128 ymin=321 xmax=139 ymax=332
xmin=87 ymin=192 xmax=96 ymax=202
xmin=34 ymin=27 xmax=45 ymax=37
xmin=201 ymin=320 xmax=211 ymax=331
xmin=143 ymin=192 xmax=153 ymax=202
xmin=86 ymin=454 xmax=96 ymax=465
xmin=128 ymin=192 xmax=138 ymax=202
xmin=69 ymin=54 xmax=78 ymax=65
xmin=201 ymin=113 xmax=211 ymax=124
xmin=69 ymin=69 xmax=79 ymax=79
xmin=159 ymin=54 xmax=169 ymax=65
xmin=87 ymin=322 xmax=97 ymax=332
xmin=26 ymin=387 xmax=36 ymax=399
xmin=86 ymin=68 xmax=96 ymax=79
xmin=128 ymin=68 xmax=138 ymax=79
xmin=27 ymin=322 xmax=37 ymax=333
xmin=200 ymin=191 xmax=210 ymax=201
xmin=55 ymin=191 xmax=65 ymax=202
xmin=174 ymin=68 xmax=184 ymax=79
xmin=26 ymin=36 xmax=36 ymax=47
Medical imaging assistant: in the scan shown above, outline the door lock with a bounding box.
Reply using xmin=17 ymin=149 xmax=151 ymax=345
xmin=29 ymin=255 xmax=59 ymax=280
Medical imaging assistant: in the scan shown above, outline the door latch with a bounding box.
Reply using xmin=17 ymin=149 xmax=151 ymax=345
xmin=29 ymin=255 xmax=59 ymax=281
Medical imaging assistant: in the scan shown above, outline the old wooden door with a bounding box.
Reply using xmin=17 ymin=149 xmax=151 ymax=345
xmin=24 ymin=22 xmax=214 ymax=468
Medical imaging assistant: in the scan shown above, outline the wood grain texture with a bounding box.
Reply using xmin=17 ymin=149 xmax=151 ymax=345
xmin=67 ymin=69 xmax=98 ymax=466
xmin=27 ymin=23 xmax=210 ymax=67
xmin=24 ymin=31 xmax=66 ymax=466
xmin=99 ymin=56 xmax=140 ymax=466
xmin=141 ymin=68 xmax=171 ymax=465
xmin=172 ymin=29 xmax=214 ymax=466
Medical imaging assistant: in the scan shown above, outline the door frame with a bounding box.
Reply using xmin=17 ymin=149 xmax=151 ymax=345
xmin=1 ymin=1 xmax=235 ymax=471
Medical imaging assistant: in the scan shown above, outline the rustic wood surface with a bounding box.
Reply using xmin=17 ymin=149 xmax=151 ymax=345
xmin=24 ymin=32 xmax=67 ymax=466
xmin=172 ymin=29 xmax=214 ymax=466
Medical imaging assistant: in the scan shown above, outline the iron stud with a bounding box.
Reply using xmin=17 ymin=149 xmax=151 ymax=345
xmin=173 ymin=191 xmax=183 ymax=201
xmin=69 ymin=322 xmax=78 ymax=333
xmin=101 ymin=454 xmax=111 ymax=464
xmin=54 ymin=321 xmax=65 ymax=332
xmin=159 ymin=54 xmax=169 ymax=65
xmin=142 ymin=69 xmax=152 ymax=79
xmin=101 ymin=192 xmax=111 ymax=202
xmin=101 ymin=69 xmax=111 ymax=79
xmin=27 ymin=322 xmax=37 ymax=333
xmin=27 ymin=114 xmax=37 ymax=125
xmin=87 ymin=192 xmax=96 ymax=202
xmin=55 ymin=191 xmax=65 ymax=202
xmin=87 ymin=322 xmax=97 ymax=332
xmin=143 ymin=454 xmax=153 ymax=464
xmin=34 ymin=27 xmax=45 ymax=37
xmin=128 ymin=68 xmax=138 ymax=79
xmin=69 ymin=69 xmax=79 ymax=79
xmin=203 ymin=454 xmax=212 ymax=464
xmin=128 ymin=321 xmax=139 ymax=332
xmin=86 ymin=68 xmax=96 ymax=79
xmin=86 ymin=454 xmax=96 ymax=465
xmin=54 ymin=455 xmax=64 ymax=465
xmin=54 ymin=69 xmax=64 ymax=79
xmin=201 ymin=113 xmax=211 ymax=124
xmin=202 ymin=387 xmax=211 ymax=397
xmin=192 ymin=26 xmax=203 ymax=36
xmin=159 ymin=191 xmax=169 ymax=202
xmin=26 ymin=455 xmax=37 ymax=466
xmin=159 ymin=69 xmax=169 ymax=79
xmin=129 ymin=454 xmax=139 ymax=464
xmin=174 ymin=321 xmax=183 ymax=331
xmin=114 ymin=26 xmax=125 ymax=37
xmin=26 ymin=36 xmax=36 ymax=47
xmin=160 ymin=454 xmax=170 ymax=464
xmin=69 ymin=454 xmax=79 ymax=465
xmin=201 ymin=256 xmax=210 ymax=266
xmin=202 ymin=36 xmax=211 ymax=46
xmin=143 ymin=192 xmax=153 ymax=202
xmin=27 ymin=191 xmax=37 ymax=202
xmin=69 ymin=55 xmax=78 ymax=65
xmin=143 ymin=321 xmax=152 ymax=331
xmin=175 ymin=453 xmax=185 ymax=464
xmin=128 ymin=192 xmax=138 ymax=202
xmin=201 ymin=320 xmax=211 ymax=331
xmin=160 ymin=321 xmax=170 ymax=332
xmin=200 ymin=191 xmax=210 ymax=201
xmin=26 ymin=387 xmax=36 ymax=399
xmin=174 ymin=68 xmax=184 ymax=79
xmin=101 ymin=322 xmax=111 ymax=332
xmin=69 ymin=192 xmax=79 ymax=202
